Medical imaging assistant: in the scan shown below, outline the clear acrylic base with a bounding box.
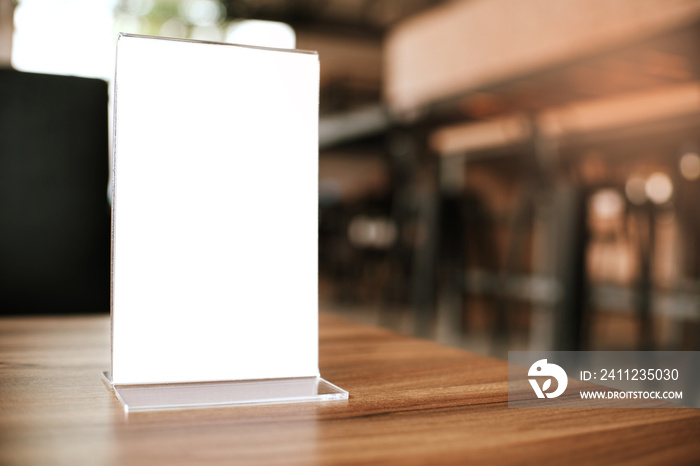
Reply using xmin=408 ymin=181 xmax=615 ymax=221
xmin=102 ymin=372 xmax=348 ymax=413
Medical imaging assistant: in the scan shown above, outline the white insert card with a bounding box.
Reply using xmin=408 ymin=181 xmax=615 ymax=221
xmin=111 ymin=34 xmax=320 ymax=385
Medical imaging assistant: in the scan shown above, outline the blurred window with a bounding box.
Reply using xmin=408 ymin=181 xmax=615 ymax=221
xmin=11 ymin=0 xmax=295 ymax=81
xmin=12 ymin=0 xmax=117 ymax=80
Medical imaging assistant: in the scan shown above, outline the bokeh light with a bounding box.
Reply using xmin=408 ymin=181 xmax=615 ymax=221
xmin=159 ymin=17 xmax=188 ymax=38
xmin=591 ymin=188 xmax=624 ymax=219
xmin=348 ymin=216 xmax=397 ymax=249
xmin=679 ymin=151 xmax=700 ymax=181
xmin=226 ymin=20 xmax=296 ymax=49
xmin=645 ymin=172 xmax=673 ymax=204
xmin=190 ymin=25 xmax=222 ymax=42
xmin=180 ymin=0 xmax=224 ymax=27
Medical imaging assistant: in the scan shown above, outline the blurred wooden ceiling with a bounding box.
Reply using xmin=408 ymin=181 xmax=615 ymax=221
xmin=224 ymin=0 xmax=446 ymax=39
xmin=384 ymin=0 xmax=700 ymax=121
xmin=447 ymin=24 xmax=700 ymax=121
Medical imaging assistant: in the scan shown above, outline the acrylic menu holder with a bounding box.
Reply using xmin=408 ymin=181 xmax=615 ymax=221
xmin=104 ymin=34 xmax=347 ymax=412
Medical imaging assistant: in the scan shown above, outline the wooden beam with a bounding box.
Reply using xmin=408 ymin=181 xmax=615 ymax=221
xmin=431 ymin=81 xmax=700 ymax=155
xmin=385 ymin=0 xmax=700 ymax=114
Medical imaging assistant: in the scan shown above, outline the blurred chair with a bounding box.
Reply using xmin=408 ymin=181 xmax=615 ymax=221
xmin=0 ymin=68 xmax=110 ymax=314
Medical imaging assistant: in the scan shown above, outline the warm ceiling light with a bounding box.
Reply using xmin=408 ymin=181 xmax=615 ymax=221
xmin=679 ymin=152 xmax=700 ymax=181
xmin=591 ymin=189 xmax=624 ymax=219
xmin=645 ymin=172 xmax=673 ymax=205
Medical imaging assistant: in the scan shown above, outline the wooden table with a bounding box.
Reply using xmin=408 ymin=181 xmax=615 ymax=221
xmin=1 ymin=313 xmax=699 ymax=465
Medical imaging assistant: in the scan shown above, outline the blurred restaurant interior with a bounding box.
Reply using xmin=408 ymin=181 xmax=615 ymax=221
xmin=2 ymin=0 xmax=700 ymax=357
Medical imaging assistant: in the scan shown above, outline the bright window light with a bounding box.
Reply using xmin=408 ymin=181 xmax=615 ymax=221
xmin=12 ymin=0 xmax=117 ymax=80
xmin=12 ymin=1 xmax=297 ymax=80
xmin=226 ymin=20 xmax=296 ymax=49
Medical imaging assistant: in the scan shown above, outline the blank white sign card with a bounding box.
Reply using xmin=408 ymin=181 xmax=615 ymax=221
xmin=111 ymin=34 xmax=320 ymax=386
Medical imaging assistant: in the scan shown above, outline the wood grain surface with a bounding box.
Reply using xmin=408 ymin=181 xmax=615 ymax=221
xmin=1 ymin=313 xmax=699 ymax=465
